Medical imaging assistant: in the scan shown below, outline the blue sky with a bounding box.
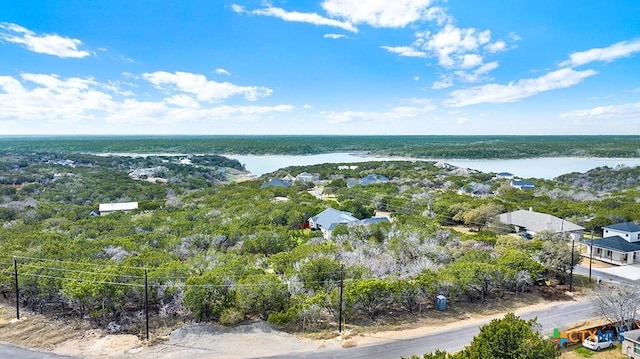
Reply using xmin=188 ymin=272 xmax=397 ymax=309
xmin=1 ymin=0 xmax=639 ymax=135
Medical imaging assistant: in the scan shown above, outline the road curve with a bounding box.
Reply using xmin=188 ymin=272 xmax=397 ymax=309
xmin=270 ymin=299 xmax=595 ymax=359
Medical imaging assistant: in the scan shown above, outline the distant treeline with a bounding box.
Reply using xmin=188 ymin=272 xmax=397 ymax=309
xmin=1 ymin=135 xmax=639 ymax=159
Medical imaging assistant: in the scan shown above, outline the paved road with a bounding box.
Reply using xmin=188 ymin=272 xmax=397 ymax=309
xmin=574 ymin=263 xmax=639 ymax=286
xmin=271 ymin=299 xmax=595 ymax=359
xmin=0 ymin=342 xmax=76 ymax=359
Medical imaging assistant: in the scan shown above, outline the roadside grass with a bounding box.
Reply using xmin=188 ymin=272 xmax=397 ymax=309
xmin=560 ymin=344 xmax=626 ymax=359
xmin=0 ymin=303 xmax=85 ymax=350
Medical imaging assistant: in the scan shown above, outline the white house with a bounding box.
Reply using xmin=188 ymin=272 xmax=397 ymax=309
xmin=621 ymin=328 xmax=640 ymax=358
xmin=582 ymin=222 xmax=640 ymax=266
xmin=98 ymin=202 xmax=139 ymax=215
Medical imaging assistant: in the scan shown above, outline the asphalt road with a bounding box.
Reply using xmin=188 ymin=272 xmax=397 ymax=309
xmin=0 ymin=342 xmax=76 ymax=359
xmin=270 ymin=299 xmax=595 ymax=359
xmin=0 ymin=266 xmax=631 ymax=359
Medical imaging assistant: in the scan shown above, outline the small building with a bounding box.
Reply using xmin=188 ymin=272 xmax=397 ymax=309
xmin=496 ymin=172 xmax=514 ymax=179
xmin=582 ymin=222 xmax=640 ymax=266
xmin=98 ymin=202 xmax=139 ymax=215
xmin=622 ymin=328 xmax=640 ymax=358
xmin=296 ymin=172 xmax=315 ymax=183
xmin=260 ymin=178 xmax=293 ymax=189
xmin=498 ymin=209 xmax=584 ymax=238
xmin=347 ymin=174 xmax=389 ymax=188
xmin=510 ymin=179 xmax=535 ymax=190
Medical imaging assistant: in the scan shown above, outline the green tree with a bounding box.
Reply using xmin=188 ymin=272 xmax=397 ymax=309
xmin=457 ymin=312 xmax=558 ymax=358
xmin=235 ymin=273 xmax=290 ymax=320
xmin=462 ymin=204 xmax=501 ymax=232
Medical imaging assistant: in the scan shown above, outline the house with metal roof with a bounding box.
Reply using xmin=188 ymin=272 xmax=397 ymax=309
xmin=308 ymin=207 xmax=359 ymax=238
xmin=98 ymin=202 xmax=139 ymax=215
xmin=296 ymin=172 xmax=316 ymax=183
xmin=510 ymin=179 xmax=535 ymax=190
xmin=346 ymin=173 xmax=389 ymax=188
xmin=582 ymin=222 xmax=640 ymax=265
xmin=496 ymin=172 xmax=514 ymax=179
xmin=260 ymin=178 xmax=293 ymax=188
xmin=498 ymin=209 xmax=584 ymax=238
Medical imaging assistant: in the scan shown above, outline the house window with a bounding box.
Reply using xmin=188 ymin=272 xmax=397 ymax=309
xmin=605 ymin=250 xmax=612 ymax=257
xmin=596 ymin=248 xmax=602 ymax=255
xmin=634 ymin=342 xmax=640 ymax=354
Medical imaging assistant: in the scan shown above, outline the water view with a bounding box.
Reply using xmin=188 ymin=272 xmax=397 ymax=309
xmin=227 ymin=153 xmax=640 ymax=179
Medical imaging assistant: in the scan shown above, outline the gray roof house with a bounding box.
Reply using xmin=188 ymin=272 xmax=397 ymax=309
xmin=510 ymin=180 xmax=535 ymax=190
xmin=496 ymin=172 xmax=514 ymax=179
xmin=498 ymin=209 xmax=584 ymax=237
xmin=621 ymin=328 xmax=640 ymax=357
xmin=260 ymin=178 xmax=293 ymax=188
xmin=347 ymin=174 xmax=389 ymax=188
xmin=582 ymin=222 xmax=640 ymax=266
xmin=296 ymin=172 xmax=315 ymax=183
xmin=308 ymin=208 xmax=359 ymax=238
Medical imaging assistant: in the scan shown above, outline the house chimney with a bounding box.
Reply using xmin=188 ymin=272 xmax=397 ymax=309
xmin=529 ymin=207 xmax=533 ymax=212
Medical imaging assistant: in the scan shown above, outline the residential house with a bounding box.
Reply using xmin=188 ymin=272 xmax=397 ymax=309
xmin=308 ymin=207 xmax=390 ymax=238
xmin=495 ymin=172 xmax=515 ymax=179
xmin=498 ymin=209 xmax=584 ymax=238
xmin=347 ymin=173 xmax=389 ymax=188
xmin=296 ymin=172 xmax=315 ymax=183
xmin=260 ymin=178 xmax=293 ymax=189
xmin=98 ymin=202 xmax=139 ymax=215
xmin=510 ymin=179 xmax=535 ymax=190
xmin=622 ymin=328 xmax=640 ymax=358
xmin=582 ymin=222 xmax=640 ymax=266
xmin=308 ymin=208 xmax=359 ymax=238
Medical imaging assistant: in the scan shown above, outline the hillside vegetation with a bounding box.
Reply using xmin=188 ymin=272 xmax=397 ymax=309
xmin=0 ymin=145 xmax=639 ymax=337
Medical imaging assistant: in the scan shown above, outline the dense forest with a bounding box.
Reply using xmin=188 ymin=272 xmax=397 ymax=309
xmin=0 ymin=142 xmax=639 ymax=337
xmin=1 ymin=135 xmax=640 ymax=158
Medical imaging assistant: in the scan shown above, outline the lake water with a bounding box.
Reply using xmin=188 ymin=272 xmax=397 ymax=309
xmin=226 ymin=153 xmax=640 ymax=179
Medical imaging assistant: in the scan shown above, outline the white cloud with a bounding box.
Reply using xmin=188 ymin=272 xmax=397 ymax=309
xmin=508 ymin=32 xmax=522 ymax=41
xmin=142 ymin=71 xmax=272 ymax=102
xmin=425 ymin=6 xmax=449 ymax=25
xmin=247 ymin=6 xmax=357 ymax=33
xmin=432 ymin=76 xmax=453 ymax=89
xmin=485 ymin=40 xmax=506 ymax=53
xmin=303 ymin=104 xmax=313 ymax=109
xmin=381 ymin=45 xmax=427 ymax=58
xmin=0 ymin=73 xmax=294 ymax=129
xmin=413 ymin=76 xmax=420 ymax=81
xmin=324 ymin=33 xmax=348 ymax=39
xmin=322 ymin=98 xmax=435 ymax=124
xmin=321 ymin=0 xmax=433 ymax=28
xmin=215 ymin=68 xmax=231 ymax=76
xmin=415 ymin=24 xmax=492 ymax=68
xmin=560 ymin=39 xmax=640 ymax=67
xmin=460 ymin=54 xmax=483 ymax=69
xmin=230 ymin=4 xmax=244 ymax=13
xmin=445 ymin=68 xmax=597 ymax=107
xmin=455 ymin=61 xmax=499 ymax=82
xmin=559 ymin=102 xmax=640 ymax=120
xmin=0 ymin=22 xmax=90 ymax=58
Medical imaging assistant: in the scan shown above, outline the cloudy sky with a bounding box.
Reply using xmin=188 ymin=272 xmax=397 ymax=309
xmin=1 ymin=1 xmax=639 ymax=135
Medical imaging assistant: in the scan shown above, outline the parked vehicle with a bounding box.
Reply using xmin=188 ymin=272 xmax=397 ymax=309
xmin=582 ymin=337 xmax=614 ymax=351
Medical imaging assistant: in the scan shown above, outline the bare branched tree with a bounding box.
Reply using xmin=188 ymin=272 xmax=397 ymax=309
xmin=591 ymin=283 xmax=640 ymax=335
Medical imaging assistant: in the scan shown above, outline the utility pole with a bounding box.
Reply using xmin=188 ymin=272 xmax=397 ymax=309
xmin=338 ymin=265 xmax=344 ymax=333
xmin=589 ymin=230 xmax=594 ymax=282
xmin=569 ymin=238 xmax=575 ymax=292
xmin=13 ymin=257 xmax=19 ymax=320
xmin=144 ymin=268 xmax=149 ymax=341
